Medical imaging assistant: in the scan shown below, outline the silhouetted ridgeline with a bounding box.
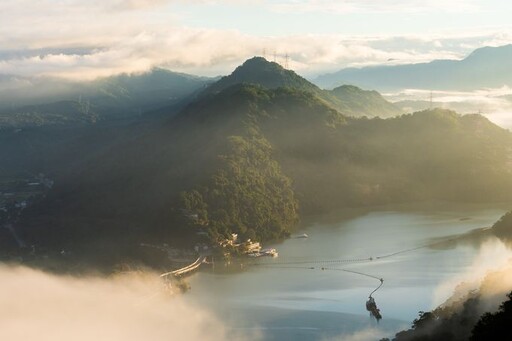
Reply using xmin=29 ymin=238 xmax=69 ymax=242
xmin=492 ymin=210 xmax=512 ymax=239
xmin=382 ymin=292 xmax=512 ymax=341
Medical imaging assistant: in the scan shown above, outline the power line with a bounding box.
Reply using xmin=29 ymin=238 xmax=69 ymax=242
xmin=246 ymin=229 xmax=481 ymax=268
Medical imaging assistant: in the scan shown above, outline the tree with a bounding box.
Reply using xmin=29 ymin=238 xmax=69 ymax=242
xmin=471 ymin=292 xmax=512 ymax=340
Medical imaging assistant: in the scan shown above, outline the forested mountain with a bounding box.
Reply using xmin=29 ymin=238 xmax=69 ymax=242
xmin=330 ymin=85 xmax=402 ymax=118
xmin=203 ymin=57 xmax=402 ymax=118
xmin=16 ymin=56 xmax=512 ymax=265
xmin=0 ymin=68 xmax=211 ymax=127
xmin=0 ymin=100 xmax=98 ymax=128
xmin=314 ymin=44 xmax=512 ymax=91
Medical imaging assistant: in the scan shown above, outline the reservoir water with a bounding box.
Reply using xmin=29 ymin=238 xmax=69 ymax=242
xmin=183 ymin=204 xmax=512 ymax=340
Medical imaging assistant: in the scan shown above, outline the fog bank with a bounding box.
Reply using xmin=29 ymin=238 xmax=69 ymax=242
xmin=0 ymin=265 xmax=257 ymax=341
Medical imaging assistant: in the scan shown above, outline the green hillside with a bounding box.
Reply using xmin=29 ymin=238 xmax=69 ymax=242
xmin=17 ymin=82 xmax=512 ymax=266
xmin=202 ymin=57 xmax=401 ymax=118
xmin=330 ymin=85 xmax=402 ymax=118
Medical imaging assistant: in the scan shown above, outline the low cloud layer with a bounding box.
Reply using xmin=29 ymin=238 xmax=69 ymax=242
xmin=271 ymin=0 xmax=480 ymax=14
xmin=387 ymin=87 xmax=512 ymax=129
xmin=1 ymin=30 xmax=510 ymax=81
xmin=0 ymin=265 xmax=256 ymax=341
xmin=1 ymin=0 xmax=512 ymax=80
xmin=433 ymin=238 xmax=512 ymax=310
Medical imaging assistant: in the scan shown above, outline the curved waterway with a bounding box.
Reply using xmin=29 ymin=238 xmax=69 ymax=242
xmin=183 ymin=204 xmax=512 ymax=340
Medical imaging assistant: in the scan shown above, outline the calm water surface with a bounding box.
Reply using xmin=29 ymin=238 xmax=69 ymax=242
xmin=183 ymin=204 xmax=511 ymax=340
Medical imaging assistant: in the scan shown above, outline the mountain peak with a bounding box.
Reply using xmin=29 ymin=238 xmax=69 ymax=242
xmin=202 ymin=56 xmax=319 ymax=96
xmin=463 ymin=44 xmax=512 ymax=63
xmin=237 ymin=56 xmax=283 ymax=71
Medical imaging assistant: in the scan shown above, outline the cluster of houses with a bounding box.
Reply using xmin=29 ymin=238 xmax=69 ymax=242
xmin=179 ymin=209 xmax=278 ymax=258
xmin=219 ymin=233 xmax=278 ymax=258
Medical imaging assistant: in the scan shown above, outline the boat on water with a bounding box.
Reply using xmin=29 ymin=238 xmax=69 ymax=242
xmin=296 ymin=233 xmax=308 ymax=238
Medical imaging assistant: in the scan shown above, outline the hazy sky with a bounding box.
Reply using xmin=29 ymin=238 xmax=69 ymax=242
xmin=1 ymin=0 xmax=512 ymax=79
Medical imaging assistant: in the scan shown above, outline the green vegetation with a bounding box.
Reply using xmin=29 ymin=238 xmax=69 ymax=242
xmin=330 ymin=85 xmax=402 ymax=118
xmin=8 ymin=58 xmax=512 ymax=267
xmin=203 ymin=57 xmax=320 ymax=96
xmin=181 ymin=126 xmax=298 ymax=242
xmin=0 ymin=100 xmax=98 ymax=128
xmin=0 ymin=68 xmax=211 ymax=128
xmin=202 ymin=57 xmax=401 ymax=118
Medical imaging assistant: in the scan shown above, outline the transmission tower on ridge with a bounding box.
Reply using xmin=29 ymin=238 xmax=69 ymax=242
xmin=284 ymin=53 xmax=289 ymax=69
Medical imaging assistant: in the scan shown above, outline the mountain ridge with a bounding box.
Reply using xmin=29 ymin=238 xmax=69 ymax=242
xmin=16 ymin=81 xmax=512 ymax=266
xmin=201 ymin=56 xmax=402 ymax=118
xmin=314 ymin=44 xmax=512 ymax=91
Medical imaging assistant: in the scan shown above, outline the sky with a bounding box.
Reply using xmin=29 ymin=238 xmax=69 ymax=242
xmin=1 ymin=0 xmax=512 ymax=80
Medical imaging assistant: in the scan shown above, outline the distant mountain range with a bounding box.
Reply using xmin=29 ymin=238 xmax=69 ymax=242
xmin=14 ymin=57 xmax=512 ymax=267
xmin=0 ymin=59 xmax=404 ymax=129
xmin=0 ymin=68 xmax=212 ymax=127
xmin=314 ymin=44 xmax=512 ymax=91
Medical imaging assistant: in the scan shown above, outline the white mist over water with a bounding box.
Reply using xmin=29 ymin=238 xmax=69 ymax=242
xmin=0 ymin=266 xmax=258 ymax=341
xmin=433 ymin=238 xmax=512 ymax=309
xmin=386 ymin=87 xmax=512 ymax=130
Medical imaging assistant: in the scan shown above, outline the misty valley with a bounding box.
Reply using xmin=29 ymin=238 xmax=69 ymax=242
xmin=3 ymin=15 xmax=512 ymax=340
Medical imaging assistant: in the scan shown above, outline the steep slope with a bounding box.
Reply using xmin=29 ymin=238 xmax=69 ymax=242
xmin=203 ymin=56 xmax=400 ymax=117
xmin=314 ymin=44 xmax=512 ymax=91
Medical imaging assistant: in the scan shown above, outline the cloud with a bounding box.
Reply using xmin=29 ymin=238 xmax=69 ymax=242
xmin=112 ymin=0 xmax=173 ymax=10
xmin=269 ymin=0 xmax=480 ymax=14
xmin=2 ymin=29 xmax=510 ymax=80
xmin=386 ymin=87 xmax=512 ymax=129
xmin=0 ymin=0 xmax=511 ymax=80
xmin=433 ymin=238 xmax=512 ymax=310
xmin=0 ymin=265 xmax=257 ymax=341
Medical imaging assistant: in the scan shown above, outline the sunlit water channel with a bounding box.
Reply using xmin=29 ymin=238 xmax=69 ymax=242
xmin=183 ymin=203 xmax=511 ymax=340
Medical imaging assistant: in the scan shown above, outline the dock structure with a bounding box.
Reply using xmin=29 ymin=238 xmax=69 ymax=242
xmin=160 ymin=255 xmax=206 ymax=278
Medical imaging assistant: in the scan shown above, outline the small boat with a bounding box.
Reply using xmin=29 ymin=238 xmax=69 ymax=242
xmin=296 ymin=233 xmax=308 ymax=238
